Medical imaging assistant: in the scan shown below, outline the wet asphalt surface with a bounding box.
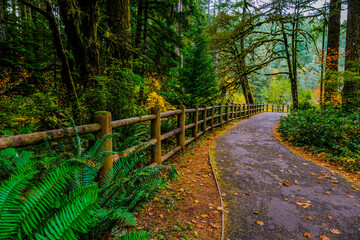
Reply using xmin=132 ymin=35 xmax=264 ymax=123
xmin=213 ymin=113 xmax=360 ymax=240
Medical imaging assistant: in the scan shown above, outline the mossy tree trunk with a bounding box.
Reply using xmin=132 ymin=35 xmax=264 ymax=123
xmin=106 ymin=0 xmax=131 ymax=68
xmin=343 ymin=0 xmax=360 ymax=105
xmin=58 ymin=0 xmax=100 ymax=84
xmin=324 ymin=0 xmax=341 ymax=104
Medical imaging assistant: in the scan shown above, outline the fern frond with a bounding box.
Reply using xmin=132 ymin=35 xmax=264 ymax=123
xmin=19 ymin=165 xmax=73 ymax=236
xmin=114 ymin=230 xmax=152 ymax=240
xmin=35 ymin=186 xmax=99 ymax=240
xmin=95 ymin=207 xmax=136 ymax=226
xmin=0 ymin=171 xmax=36 ymax=238
xmin=86 ymin=133 xmax=121 ymax=159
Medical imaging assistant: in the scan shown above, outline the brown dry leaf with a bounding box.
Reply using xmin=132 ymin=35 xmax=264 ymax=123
xmin=148 ymin=212 xmax=154 ymax=216
xmin=245 ymin=173 xmax=250 ymax=175
xmin=328 ymin=215 xmax=334 ymax=220
xmin=191 ymin=220 xmax=197 ymax=223
xmin=159 ymin=214 xmax=164 ymax=218
xmin=253 ymin=211 xmax=260 ymax=214
xmin=233 ymin=192 xmax=238 ymax=196
xmin=319 ymin=235 xmax=330 ymax=240
xmin=310 ymin=173 xmax=317 ymax=176
xmin=351 ymin=185 xmax=360 ymax=191
xmin=294 ymin=200 xmax=311 ymax=208
xmin=345 ymin=195 xmax=354 ymax=198
xmin=283 ymin=180 xmax=291 ymax=187
xmin=179 ymin=188 xmax=184 ymax=192
xmin=284 ymin=198 xmax=289 ymax=201
xmin=307 ymin=216 xmax=313 ymax=220
xmin=329 ymin=229 xmax=340 ymax=235
xmin=288 ymin=170 xmax=292 ymax=173
xmin=324 ymin=191 xmax=331 ymax=195
xmin=294 ymin=180 xmax=299 ymax=184
xmin=217 ymin=206 xmax=223 ymax=211
xmin=356 ymin=205 xmax=360 ymax=208
xmin=292 ymin=165 xmax=298 ymax=168
xmin=304 ymin=232 xmax=312 ymax=238
xmin=207 ymin=227 xmax=213 ymax=232
xmin=210 ymin=223 xmax=221 ymax=229
xmin=256 ymin=220 xmax=264 ymax=226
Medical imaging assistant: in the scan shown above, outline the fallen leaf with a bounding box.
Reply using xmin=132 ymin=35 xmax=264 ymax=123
xmin=319 ymin=235 xmax=330 ymax=240
xmin=201 ymin=214 xmax=208 ymax=218
xmin=233 ymin=192 xmax=238 ymax=195
xmin=245 ymin=173 xmax=250 ymax=175
xmin=304 ymin=232 xmax=312 ymax=238
xmin=328 ymin=215 xmax=334 ymax=220
xmin=294 ymin=200 xmax=311 ymax=208
xmin=292 ymin=165 xmax=298 ymax=168
xmin=307 ymin=216 xmax=313 ymax=220
xmin=324 ymin=191 xmax=331 ymax=195
xmin=329 ymin=229 xmax=340 ymax=235
xmin=256 ymin=220 xmax=264 ymax=226
xmin=345 ymin=195 xmax=354 ymax=198
xmin=159 ymin=214 xmax=164 ymax=218
xmin=217 ymin=206 xmax=223 ymax=211
xmin=235 ymin=172 xmax=239 ymax=174
xmin=194 ymin=200 xmax=199 ymax=203
xmin=210 ymin=223 xmax=220 ymax=229
xmin=288 ymin=170 xmax=292 ymax=173
xmin=283 ymin=180 xmax=291 ymax=187
xmin=191 ymin=220 xmax=197 ymax=223
xmin=310 ymin=173 xmax=317 ymax=176
xmin=294 ymin=180 xmax=299 ymax=184
xmin=253 ymin=211 xmax=260 ymax=214
xmin=179 ymin=188 xmax=184 ymax=192
xmin=284 ymin=198 xmax=289 ymax=201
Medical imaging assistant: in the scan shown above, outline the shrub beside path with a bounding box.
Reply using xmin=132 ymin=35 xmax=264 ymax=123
xmin=212 ymin=112 xmax=360 ymax=240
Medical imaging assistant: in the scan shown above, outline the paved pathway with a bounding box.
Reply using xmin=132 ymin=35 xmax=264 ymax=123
xmin=213 ymin=113 xmax=360 ymax=240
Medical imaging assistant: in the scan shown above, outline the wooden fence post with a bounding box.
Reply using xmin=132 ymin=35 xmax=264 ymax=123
xmin=151 ymin=107 xmax=161 ymax=165
xmin=203 ymin=105 xmax=207 ymax=133
xmin=177 ymin=105 xmax=186 ymax=151
xmin=240 ymin=104 xmax=243 ymax=118
xmin=226 ymin=103 xmax=229 ymax=122
xmin=219 ymin=103 xmax=223 ymax=125
xmin=266 ymin=104 xmax=269 ymax=112
xmin=282 ymin=104 xmax=285 ymax=112
xmin=211 ymin=103 xmax=215 ymax=130
xmin=95 ymin=111 xmax=112 ymax=181
xmin=272 ymin=104 xmax=274 ymax=112
xmin=193 ymin=105 xmax=199 ymax=140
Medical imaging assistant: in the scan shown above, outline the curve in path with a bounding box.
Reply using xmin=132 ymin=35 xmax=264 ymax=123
xmin=213 ymin=112 xmax=360 ymax=240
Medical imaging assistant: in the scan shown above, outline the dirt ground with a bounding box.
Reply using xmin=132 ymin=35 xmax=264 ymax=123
xmin=135 ymin=120 xmax=244 ymax=240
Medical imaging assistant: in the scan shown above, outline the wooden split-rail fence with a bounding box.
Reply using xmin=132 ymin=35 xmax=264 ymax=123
xmin=0 ymin=103 xmax=289 ymax=177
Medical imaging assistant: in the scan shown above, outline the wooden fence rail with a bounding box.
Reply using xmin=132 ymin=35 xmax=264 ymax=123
xmin=0 ymin=103 xmax=289 ymax=177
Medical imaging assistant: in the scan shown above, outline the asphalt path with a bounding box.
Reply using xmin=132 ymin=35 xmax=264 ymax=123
xmin=213 ymin=112 xmax=360 ymax=240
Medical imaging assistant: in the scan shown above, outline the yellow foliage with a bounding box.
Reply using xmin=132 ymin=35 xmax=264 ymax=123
xmin=144 ymin=74 xmax=174 ymax=111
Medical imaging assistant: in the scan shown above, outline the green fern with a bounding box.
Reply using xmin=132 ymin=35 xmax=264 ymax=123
xmin=114 ymin=230 xmax=152 ymax=240
xmin=0 ymin=171 xmax=36 ymax=239
xmin=35 ymin=186 xmax=99 ymax=240
xmin=19 ymin=165 xmax=73 ymax=237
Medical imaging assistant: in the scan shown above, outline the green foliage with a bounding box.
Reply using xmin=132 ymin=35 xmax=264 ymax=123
xmin=0 ymin=126 xmax=177 ymax=239
xmin=0 ymin=93 xmax=66 ymax=137
xmin=278 ymin=107 xmax=360 ymax=170
xmin=262 ymin=76 xmax=291 ymax=105
xmin=165 ymin=25 xmax=218 ymax=107
xmin=79 ymin=67 xmax=145 ymax=123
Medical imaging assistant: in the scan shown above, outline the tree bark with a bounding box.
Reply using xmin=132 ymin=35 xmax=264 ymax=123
xmin=324 ymin=0 xmax=341 ymax=103
xmin=343 ymin=0 xmax=360 ymax=105
xmin=58 ymin=0 xmax=100 ymax=84
xmin=106 ymin=0 xmax=131 ymax=67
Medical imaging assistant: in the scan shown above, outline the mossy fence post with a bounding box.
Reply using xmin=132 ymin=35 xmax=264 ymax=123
xmin=211 ymin=104 xmax=215 ymax=130
xmin=202 ymin=104 xmax=207 ymax=133
xmin=95 ymin=111 xmax=112 ymax=181
xmin=219 ymin=103 xmax=223 ymax=125
xmin=226 ymin=103 xmax=230 ymax=122
xmin=266 ymin=104 xmax=269 ymax=112
xmin=151 ymin=107 xmax=161 ymax=165
xmin=193 ymin=105 xmax=199 ymax=140
xmin=177 ymin=105 xmax=186 ymax=151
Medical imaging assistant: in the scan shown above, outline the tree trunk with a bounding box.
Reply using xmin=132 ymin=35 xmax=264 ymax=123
xmin=106 ymin=0 xmax=131 ymax=67
xmin=281 ymin=21 xmax=298 ymax=109
xmin=343 ymin=0 xmax=360 ymax=105
xmin=0 ymin=0 xmax=6 ymax=41
xmin=320 ymin=8 xmax=327 ymax=105
xmin=18 ymin=0 xmax=79 ymax=106
xmin=324 ymin=0 xmax=341 ymax=103
xmin=58 ymin=0 xmax=100 ymax=84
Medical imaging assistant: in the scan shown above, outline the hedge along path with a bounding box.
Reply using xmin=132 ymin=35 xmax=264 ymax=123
xmin=211 ymin=112 xmax=360 ymax=240
xmin=0 ymin=103 xmax=288 ymax=181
